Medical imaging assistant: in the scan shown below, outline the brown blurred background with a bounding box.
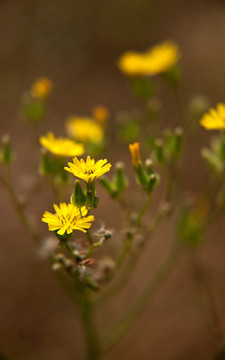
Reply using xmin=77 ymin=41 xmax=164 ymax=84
xmin=1 ymin=0 xmax=225 ymax=359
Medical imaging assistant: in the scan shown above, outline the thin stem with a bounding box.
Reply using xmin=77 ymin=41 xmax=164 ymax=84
xmin=116 ymin=192 xmax=152 ymax=268
xmin=81 ymin=294 xmax=101 ymax=360
xmin=191 ymin=250 xmax=222 ymax=353
xmin=135 ymin=191 xmax=152 ymax=229
xmin=95 ymin=201 xmax=172 ymax=306
xmin=172 ymin=85 xmax=183 ymax=125
xmin=86 ymin=241 xmax=102 ymax=258
xmin=118 ymin=196 xmax=130 ymax=225
xmin=1 ymin=165 xmax=41 ymax=244
xmin=86 ymin=230 xmax=94 ymax=245
xmin=102 ymin=241 xmax=181 ymax=354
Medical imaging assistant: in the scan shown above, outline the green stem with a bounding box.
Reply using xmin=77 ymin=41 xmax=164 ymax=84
xmin=172 ymin=85 xmax=183 ymax=125
xmin=102 ymin=241 xmax=181 ymax=354
xmin=135 ymin=191 xmax=152 ymax=229
xmin=81 ymin=295 xmax=101 ymax=360
xmin=191 ymin=250 xmax=222 ymax=352
xmin=95 ymin=201 xmax=171 ymax=306
xmin=86 ymin=230 xmax=94 ymax=245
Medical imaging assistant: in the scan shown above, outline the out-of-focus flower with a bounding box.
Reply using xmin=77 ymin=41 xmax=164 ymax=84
xmin=40 ymin=132 xmax=84 ymax=157
xmin=66 ymin=117 xmax=103 ymax=144
xmin=118 ymin=41 xmax=180 ymax=76
xmin=31 ymin=77 xmax=53 ymax=99
xmin=118 ymin=52 xmax=144 ymax=76
xmin=129 ymin=142 xmax=142 ymax=167
xmin=200 ymin=103 xmax=225 ymax=130
xmin=42 ymin=203 xmax=94 ymax=235
xmin=92 ymin=106 xmax=109 ymax=125
xmin=65 ymin=156 xmax=111 ymax=183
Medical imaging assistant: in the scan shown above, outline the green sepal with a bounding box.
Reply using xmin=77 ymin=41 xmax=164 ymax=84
xmin=146 ymin=173 xmax=160 ymax=192
xmin=71 ymin=180 xmax=86 ymax=207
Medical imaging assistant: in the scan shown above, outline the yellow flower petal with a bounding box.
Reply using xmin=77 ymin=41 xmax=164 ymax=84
xmin=65 ymin=156 xmax=111 ymax=183
xmin=66 ymin=117 xmax=104 ymax=144
xmin=200 ymin=103 xmax=225 ymax=130
xmin=40 ymin=132 xmax=84 ymax=157
xmin=42 ymin=203 xmax=95 ymax=235
xmin=118 ymin=41 xmax=180 ymax=77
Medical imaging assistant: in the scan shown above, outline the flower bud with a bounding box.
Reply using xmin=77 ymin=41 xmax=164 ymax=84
xmin=146 ymin=173 xmax=160 ymax=192
xmin=113 ymin=162 xmax=128 ymax=195
xmin=0 ymin=135 xmax=13 ymax=164
xmin=21 ymin=93 xmax=45 ymax=123
xmin=189 ymin=95 xmax=210 ymax=120
xmin=71 ymin=180 xmax=86 ymax=207
xmin=129 ymin=142 xmax=142 ymax=168
xmin=153 ymin=138 xmax=165 ymax=164
xmin=164 ymin=127 xmax=183 ymax=159
xmin=92 ymin=105 xmax=109 ymax=126
xmin=145 ymin=159 xmax=154 ymax=175
xmin=30 ymin=77 xmax=53 ymax=99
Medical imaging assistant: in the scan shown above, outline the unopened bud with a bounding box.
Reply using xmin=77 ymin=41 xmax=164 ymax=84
xmin=71 ymin=180 xmax=86 ymax=207
xmin=147 ymin=173 xmax=160 ymax=192
xmin=129 ymin=142 xmax=142 ymax=167
xmin=145 ymin=159 xmax=154 ymax=175
xmin=153 ymin=138 xmax=165 ymax=164
xmin=0 ymin=135 xmax=13 ymax=164
xmin=189 ymin=95 xmax=210 ymax=119
xmin=114 ymin=162 xmax=128 ymax=195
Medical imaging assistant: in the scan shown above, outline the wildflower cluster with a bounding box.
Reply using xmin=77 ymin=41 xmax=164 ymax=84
xmin=2 ymin=39 xmax=225 ymax=360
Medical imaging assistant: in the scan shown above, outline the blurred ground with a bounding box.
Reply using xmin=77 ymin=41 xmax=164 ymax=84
xmin=1 ymin=0 xmax=225 ymax=359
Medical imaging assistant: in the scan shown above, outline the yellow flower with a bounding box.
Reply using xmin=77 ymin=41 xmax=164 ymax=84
xmin=31 ymin=77 xmax=53 ymax=99
xmin=129 ymin=142 xmax=142 ymax=167
xmin=66 ymin=117 xmax=104 ymax=144
xmin=92 ymin=106 xmax=109 ymax=125
xmin=118 ymin=41 xmax=180 ymax=76
xmin=65 ymin=156 xmax=111 ymax=183
xmin=40 ymin=132 xmax=84 ymax=157
xmin=42 ymin=203 xmax=94 ymax=235
xmin=118 ymin=52 xmax=144 ymax=76
xmin=200 ymin=103 xmax=225 ymax=130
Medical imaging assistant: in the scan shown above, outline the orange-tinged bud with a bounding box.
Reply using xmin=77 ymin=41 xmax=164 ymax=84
xmin=31 ymin=77 xmax=53 ymax=99
xmin=92 ymin=105 xmax=109 ymax=125
xmin=129 ymin=142 xmax=142 ymax=167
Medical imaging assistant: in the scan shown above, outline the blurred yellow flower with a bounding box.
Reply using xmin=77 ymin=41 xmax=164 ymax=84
xmin=65 ymin=156 xmax=111 ymax=183
xmin=200 ymin=103 xmax=225 ymax=130
xmin=118 ymin=52 xmax=144 ymax=76
xmin=118 ymin=41 xmax=180 ymax=76
xmin=31 ymin=77 xmax=53 ymax=99
xmin=129 ymin=142 xmax=142 ymax=167
xmin=66 ymin=117 xmax=104 ymax=144
xmin=42 ymin=203 xmax=94 ymax=235
xmin=40 ymin=132 xmax=84 ymax=157
xmin=92 ymin=106 xmax=109 ymax=125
